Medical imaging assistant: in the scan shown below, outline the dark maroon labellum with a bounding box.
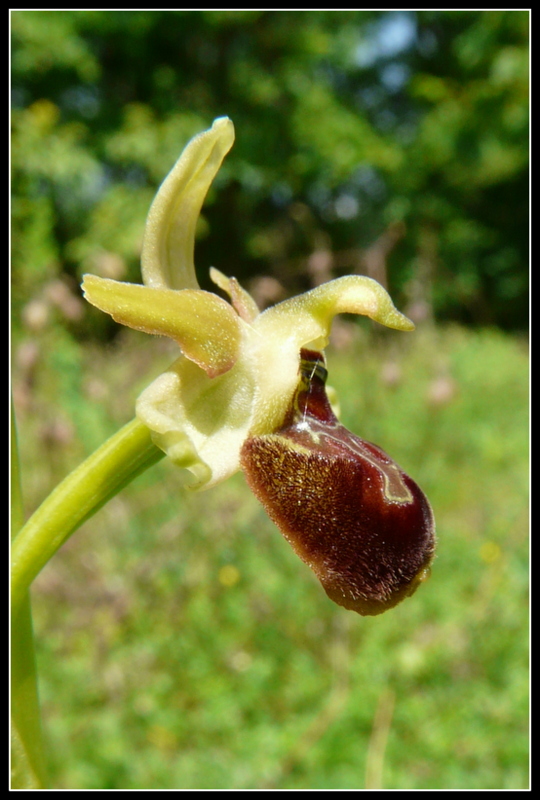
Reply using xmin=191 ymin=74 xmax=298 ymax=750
xmin=241 ymin=349 xmax=436 ymax=616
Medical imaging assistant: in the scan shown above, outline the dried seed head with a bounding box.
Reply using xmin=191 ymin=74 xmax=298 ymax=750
xmin=241 ymin=350 xmax=435 ymax=616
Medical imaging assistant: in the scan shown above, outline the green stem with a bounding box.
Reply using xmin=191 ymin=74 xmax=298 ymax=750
xmin=11 ymin=399 xmax=25 ymax=542
xmin=11 ymin=402 xmax=48 ymax=788
xmin=11 ymin=597 xmax=48 ymax=788
xmin=11 ymin=417 xmax=164 ymax=616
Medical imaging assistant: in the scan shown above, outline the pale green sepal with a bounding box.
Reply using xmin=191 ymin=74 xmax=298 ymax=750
xmin=307 ymin=275 xmax=415 ymax=331
xmin=136 ymin=355 xmax=256 ymax=490
xmin=82 ymin=274 xmax=241 ymax=377
xmin=256 ymin=275 xmax=414 ymax=351
xmin=246 ymin=276 xmax=413 ymax=438
xmin=141 ymin=117 xmax=235 ymax=291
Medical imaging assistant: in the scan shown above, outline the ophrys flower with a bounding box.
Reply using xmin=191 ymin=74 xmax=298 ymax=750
xmin=83 ymin=117 xmax=435 ymax=615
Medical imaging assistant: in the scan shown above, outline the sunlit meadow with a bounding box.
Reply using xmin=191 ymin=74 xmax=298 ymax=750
xmin=15 ymin=320 xmax=528 ymax=790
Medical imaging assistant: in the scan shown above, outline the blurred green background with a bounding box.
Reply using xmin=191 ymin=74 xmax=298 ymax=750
xmin=11 ymin=10 xmax=529 ymax=790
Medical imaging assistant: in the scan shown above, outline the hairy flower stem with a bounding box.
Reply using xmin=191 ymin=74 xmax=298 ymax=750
xmin=11 ymin=418 xmax=164 ymax=615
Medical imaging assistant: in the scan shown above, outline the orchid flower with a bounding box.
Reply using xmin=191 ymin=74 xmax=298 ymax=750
xmin=82 ymin=117 xmax=435 ymax=616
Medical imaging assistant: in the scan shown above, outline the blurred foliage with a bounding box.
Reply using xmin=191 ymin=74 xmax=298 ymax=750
xmin=18 ymin=324 xmax=528 ymax=789
xmin=11 ymin=12 xmax=529 ymax=788
xmin=12 ymin=9 xmax=529 ymax=344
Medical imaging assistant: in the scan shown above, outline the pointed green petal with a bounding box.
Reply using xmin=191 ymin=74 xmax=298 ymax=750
xmin=306 ymin=275 xmax=415 ymax=331
xmin=256 ymin=275 xmax=414 ymax=350
xmin=141 ymin=117 xmax=235 ymax=291
xmin=82 ymin=275 xmax=241 ymax=377
xmin=246 ymin=276 xmax=413 ymax=437
xmin=209 ymin=267 xmax=260 ymax=323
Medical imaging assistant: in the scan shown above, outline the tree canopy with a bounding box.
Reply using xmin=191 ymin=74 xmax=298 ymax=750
xmin=12 ymin=10 xmax=529 ymax=334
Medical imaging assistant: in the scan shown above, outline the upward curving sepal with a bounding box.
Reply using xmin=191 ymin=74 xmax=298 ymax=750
xmin=141 ymin=117 xmax=235 ymax=291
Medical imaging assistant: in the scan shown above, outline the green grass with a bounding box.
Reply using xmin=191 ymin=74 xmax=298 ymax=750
xmin=14 ymin=323 xmax=529 ymax=789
